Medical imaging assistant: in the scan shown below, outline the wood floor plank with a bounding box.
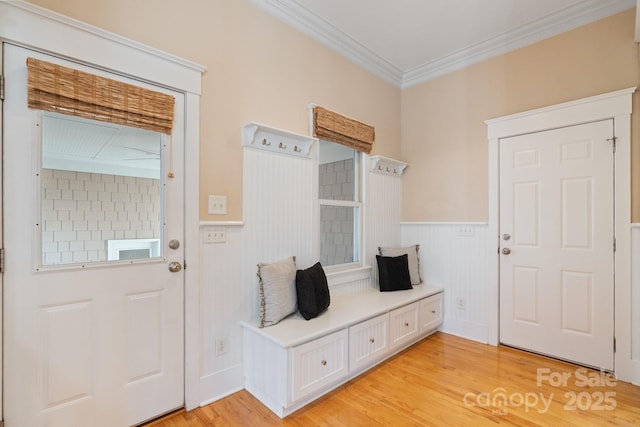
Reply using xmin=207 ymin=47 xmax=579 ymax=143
xmin=148 ymin=333 xmax=640 ymax=426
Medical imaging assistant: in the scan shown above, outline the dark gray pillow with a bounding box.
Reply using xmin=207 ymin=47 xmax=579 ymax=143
xmin=295 ymin=262 xmax=330 ymax=320
xmin=379 ymin=245 xmax=422 ymax=285
xmin=376 ymin=254 xmax=412 ymax=292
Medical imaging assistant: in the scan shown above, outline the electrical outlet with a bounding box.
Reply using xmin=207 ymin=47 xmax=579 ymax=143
xmin=456 ymin=226 xmax=474 ymax=237
xmin=208 ymin=195 xmax=227 ymax=215
xmin=215 ymin=336 xmax=228 ymax=356
xmin=456 ymin=298 xmax=466 ymax=310
xmin=203 ymin=226 xmax=226 ymax=243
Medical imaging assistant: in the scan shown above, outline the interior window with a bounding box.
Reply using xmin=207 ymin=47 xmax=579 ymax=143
xmin=40 ymin=112 xmax=163 ymax=266
xmin=318 ymin=140 xmax=361 ymax=267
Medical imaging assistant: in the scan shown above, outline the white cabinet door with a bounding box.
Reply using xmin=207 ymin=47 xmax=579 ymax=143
xmin=291 ymin=330 xmax=348 ymax=402
xmin=349 ymin=313 xmax=389 ymax=372
xmin=500 ymin=120 xmax=614 ymax=370
xmin=420 ymin=293 xmax=443 ymax=334
xmin=389 ymin=302 xmax=419 ymax=351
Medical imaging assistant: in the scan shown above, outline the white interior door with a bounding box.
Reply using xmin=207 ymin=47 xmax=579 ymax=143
xmin=3 ymin=44 xmax=184 ymax=426
xmin=499 ymin=120 xmax=615 ymax=370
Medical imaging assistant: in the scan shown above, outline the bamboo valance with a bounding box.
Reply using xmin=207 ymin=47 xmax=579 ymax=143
xmin=27 ymin=57 xmax=175 ymax=134
xmin=313 ymin=106 xmax=374 ymax=154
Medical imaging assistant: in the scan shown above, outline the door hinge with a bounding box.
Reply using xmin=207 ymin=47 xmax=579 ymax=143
xmin=0 ymin=74 xmax=4 ymax=100
xmin=607 ymin=136 xmax=617 ymax=153
xmin=613 ymin=337 xmax=617 ymax=353
xmin=613 ymin=237 xmax=617 ymax=252
xmin=0 ymin=248 xmax=4 ymax=273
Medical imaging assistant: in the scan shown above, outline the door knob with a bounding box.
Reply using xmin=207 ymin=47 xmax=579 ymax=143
xmin=168 ymin=261 xmax=182 ymax=273
xmin=168 ymin=239 xmax=180 ymax=250
xmin=502 ymin=248 xmax=511 ymax=255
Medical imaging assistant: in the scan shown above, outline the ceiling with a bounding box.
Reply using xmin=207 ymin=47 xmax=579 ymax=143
xmin=42 ymin=113 xmax=162 ymax=179
xmin=251 ymin=0 xmax=636 ymax=88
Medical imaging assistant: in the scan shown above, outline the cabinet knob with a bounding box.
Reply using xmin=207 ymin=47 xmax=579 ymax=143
xmin=369 ymin=338 xmax=375 ymax=343
xmin=321 ymin=360 xmax=327 ymax=366
xmin=431 ymin=310 xmax=436 ymax=314
xmin=404 ymin=322 xmax=409 ymax=327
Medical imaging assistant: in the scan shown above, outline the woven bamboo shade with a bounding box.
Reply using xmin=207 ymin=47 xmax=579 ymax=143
xmin=27 ymin=57 xmax=175 ymax=134
xmin=313 ymin=106 xmax=374 ymax=154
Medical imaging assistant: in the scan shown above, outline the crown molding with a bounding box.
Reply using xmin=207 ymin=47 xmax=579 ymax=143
xmin=251 ymin=0 xmax=635 ymax=89
xmin=403 ymin=0 xmax=635 ymax=88
xmin=249 ymin=0 xmax=403 ymax=87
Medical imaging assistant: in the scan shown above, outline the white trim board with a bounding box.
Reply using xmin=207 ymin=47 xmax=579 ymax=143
xmin=0 ymin=1 xmax=205 ymax=94
xmin=485 ymin=87 xmax=636 ymax=384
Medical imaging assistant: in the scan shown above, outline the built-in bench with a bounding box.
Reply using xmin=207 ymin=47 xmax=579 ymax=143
xmin=241 ymin=284 xmax=444 ymax=418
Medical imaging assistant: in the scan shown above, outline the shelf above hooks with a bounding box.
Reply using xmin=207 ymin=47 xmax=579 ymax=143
xmin=370 ymin=155 xmax=408 ymax=176
xmin=242 ymin=122 xmax=316 ymax=158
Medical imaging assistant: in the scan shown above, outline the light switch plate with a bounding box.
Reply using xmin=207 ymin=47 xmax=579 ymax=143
xmin=208 ymin=195 xmax=227 ymax=215
xmin=456 ymin=226 xmax=474 ymax=237
xmin=203 ymin=226 xmax=226 ymax=243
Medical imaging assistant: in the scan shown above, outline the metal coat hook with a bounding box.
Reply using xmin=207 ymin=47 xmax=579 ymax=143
xmin=279 ymin=142 xmax=287 ymax=149
xmin=262 ymin=138 xmax=271 ymax=146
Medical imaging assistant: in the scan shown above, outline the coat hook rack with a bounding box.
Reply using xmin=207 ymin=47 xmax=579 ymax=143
xmin=242 ymin=122 xmax=317 ymax=158
xmin=370 ymin=155 xmax=409 ymax=176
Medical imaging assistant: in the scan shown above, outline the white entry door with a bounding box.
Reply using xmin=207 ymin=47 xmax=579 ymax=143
xmin=499 ymin=120 xmax=615 ymax=370
xmin=3 ymin=45 xmax=184 ymax=426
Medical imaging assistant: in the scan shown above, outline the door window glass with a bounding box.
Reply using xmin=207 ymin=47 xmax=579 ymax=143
xmin=40 ymin=112 xmax=163 ymax=266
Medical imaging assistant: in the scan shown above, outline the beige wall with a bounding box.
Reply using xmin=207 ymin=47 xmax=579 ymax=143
xmin=402 ymin=9 xmax=640 ymax=222
xmin=27 ymin=0 xmax=401 ymax=220
xmin=23 ymin=2 xmax=640 ymax=223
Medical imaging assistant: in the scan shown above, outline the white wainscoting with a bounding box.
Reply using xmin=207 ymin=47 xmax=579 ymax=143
xmin=401 ymin=221 xmax=640 ymax=371
xmin=199 ymin=147 xmax=316 ymax=403
xmin=401 ymin=222 xmax=489 ymax=343
xmin=199 ymin=223 xmax=245 ymax=403
xmin=366 ymin=170 xmax=403 ymax=285
xmin=197 ymin=149 xmax=405 ymax=405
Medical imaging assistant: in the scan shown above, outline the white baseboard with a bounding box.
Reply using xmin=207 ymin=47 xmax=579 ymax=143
xmin=199 ymin=364 xmax=245 ymax=406
xmin=441 ymin=318 xmax=489 ymax=344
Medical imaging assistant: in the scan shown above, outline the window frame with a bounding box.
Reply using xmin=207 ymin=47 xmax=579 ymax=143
xmin=317 ymin=141 xmax=364 ymax=272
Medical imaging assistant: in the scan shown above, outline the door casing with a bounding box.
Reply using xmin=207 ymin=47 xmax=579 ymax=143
xmin=486 ymin=87 xmax=636 ymax=382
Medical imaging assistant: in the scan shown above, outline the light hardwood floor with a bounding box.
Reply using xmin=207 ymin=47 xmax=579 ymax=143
xmin=147 ymin=333 xmax=640 ymax=426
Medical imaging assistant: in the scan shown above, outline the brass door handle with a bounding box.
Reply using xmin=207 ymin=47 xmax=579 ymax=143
xmin=168 ymin=261 xmax=182 ymax=272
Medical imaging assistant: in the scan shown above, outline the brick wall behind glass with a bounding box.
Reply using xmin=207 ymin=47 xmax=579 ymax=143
xmin=41 ymin=169 xmax=161 ymax=265
xmin=319 ymin=159 xmax=354 ymax=265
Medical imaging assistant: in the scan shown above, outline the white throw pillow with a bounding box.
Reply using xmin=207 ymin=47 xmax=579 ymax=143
xmin=257 ymin=256 xmax=297 ymax=327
